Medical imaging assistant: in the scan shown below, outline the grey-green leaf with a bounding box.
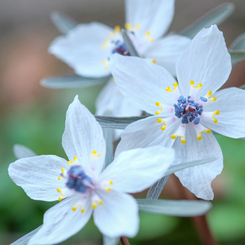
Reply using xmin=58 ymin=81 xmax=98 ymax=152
xmin=137 ymin=199 xmax=212 ymax=217
xmin=11 ymin=226 xmax=43 ymax=245
xmin=164 ymin=157 xmax=217 ymax=177
xmin=13 ymin=144 xmax=37 ymax=159
xmin=121 ymin=29 xmax=140 ymax=57
xmin=229 ymin=50 xmax=245 ymax=66
xmin=103 ymin=127 xmax=114 ymax=168
xmin=179 ymin=3 xmax=234 ymax=39
xmin=103 ymin=236 xmax=119 ymax=245
xmin=51 ymin=11 xmax=78 ymax=34
xmin=41 ymin=75 xmax=110 ymax=89
xmin=146 ymin=176 xmax=169 ymax=200
xmin=95 ymin=116 xmax=145 ymax=129
xmin=230 ymin=33 xmax=245 ymax=50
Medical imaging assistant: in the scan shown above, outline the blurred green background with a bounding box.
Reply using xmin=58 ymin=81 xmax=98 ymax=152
xmin=0 ymin=0 xmax=245 ymax=244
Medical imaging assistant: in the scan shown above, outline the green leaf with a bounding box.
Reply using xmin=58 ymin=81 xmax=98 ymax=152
xmin=179 ymin=3 xmax=234 ymax=39
xmin=164 ymin=157 xmax=217 ymax=176
xmin=121 ymin=29 xmax=140 ymax=57
xmin=11 ymin=226 xmax=42 ymax=245
xmin=13 ymin=144 xmax=36 ymax=159
xmin=95 ymin=116 xmax=145 ymax=129
xmin=137 ymin=199 xmax=212 ymax=217
xmin=103 ymin=236 xmax=119 ymax=245
xmin=51 ymin=11 xmax=78 ymax=34
xmin=229 ymin=50 xmax=245 ymax=66
xmin=41 ymin=75 xmax=110 ymax=89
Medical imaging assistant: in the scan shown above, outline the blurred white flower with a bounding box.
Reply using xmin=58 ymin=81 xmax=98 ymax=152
xmin=110 ymin=25 xmax=245 ymax=200
xmin=49 ymin=0 xmax=190 ymax=120
xmin=8 ymin=96 xmax=175 ymax=244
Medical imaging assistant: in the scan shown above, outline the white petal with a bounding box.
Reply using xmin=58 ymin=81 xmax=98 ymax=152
xmin=8 ymin=155 xmax=68 ymax=202
xmin=94 ymin=190 xmax=139 ymax=238
xmin=62 ymin=96 xmax=106 ymax=177
xmin=144 ymin=34 xmax=191 ymax=76
xmin=96 ymin=78 xmax=142 ymax=117
xmin=13 ymin=144 xmax=36 ymax=159
xmin=201 ymin=87 xmax=245 ymax=138
xmin=28 ymin=195 xmax=92 ymax=244
xmin=125 ymin=0 xmax=175 ymax=40
xmin=110 ymin=54 xmax=178 ymax=114
xmin=115 ymin=116 xmax=180 ymax=157
xmin=49 ymin=22 xmax=113 ymax=77
xmin=176 ymin=25 xmax=231 ymax=98
xmin=99 ymin=145 xmax=175 ymax=193
xmin=173 ymin=124 xmax=223 ymax=200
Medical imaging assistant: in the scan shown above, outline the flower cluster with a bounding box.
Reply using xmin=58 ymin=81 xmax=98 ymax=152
xmin=7 ymin=0 xmax=245 ymax=244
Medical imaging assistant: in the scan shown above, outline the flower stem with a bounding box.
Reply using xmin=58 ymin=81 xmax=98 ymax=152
xmin=120 ymin=236 xmax=130 ymax=245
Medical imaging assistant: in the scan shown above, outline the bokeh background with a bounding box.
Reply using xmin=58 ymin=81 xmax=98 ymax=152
xmin=0 ymin=0 xmax=245 ymax=244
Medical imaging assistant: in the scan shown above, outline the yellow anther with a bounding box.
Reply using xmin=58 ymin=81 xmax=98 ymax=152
xmin=171 ymin=135 xmax=176 ymax=139
xmin=109 ymin=180 xmax=113 ymax=185
xmin=92 ymin=150 xmax=101 ymax=158
xmin=92 ymin=204 xmax=97 ymax=209
xmin=99 ymin=200 xmax=103 ymax=205
xmin=212 ymin=111 xmax=219 ymax=123
xmin=157 ymin=118 xmax=162 ymax=123
xmin=206 ymin=129 xmax=211 ymax=134
xmin=144 ymin=31 xmax=155 ymax=42
xmin=61 ymin=168 xmax=65 ymax=174
xmin=155 ymin=102 xmax=163 ymax=115
xmin=100 ymin=38 xmax=109 ymax=50
xmin=72 ymin=207 xmax=77 ymax=211
xmin=67 ymin=156 xmax=77 ymax=165
xmin=57 ymin=188 xmax=61 ymax=193
xmin=213 ymin=118 xmax=218 ymax=123
xmin=98 ymin=154 xmax=101 ymax=157
xmin=161 ymin=126 xmax=166 ymax=131
xmin=125 ymin=23 xmax=140 ymax=31
xmin=190 ymin=80 xmax=202 ymax=89
xmin=92 ymin=150 xmax=97 ymax=155
xmin=165 ymin=82 xmax=178 ymax=92
xmin=101 ymin=59 xmax=109 ymax=71
xmin=155 ymin=101 xmax=160 ymax=106
xmin=58 ymin=196 xmax=62 ymax=202
xmin=155 ymin=111 xmax=159 ymax=115
xmin=209 ymin=97 xmax=217 ymax=102
xmin=197 ymin=135 xmax=202 ymax=140
xmin=58 ymin=176 xmax=62 ymax=180
xmin=81 ymin=209 xmax=85 ymax=213
xmin=106 ymin=187 xmax=111 ymax=192
xmin=114 ymin=25 xmax=121 ymax=32
xmin=215 ymin=111 xmax=220 ymax=115
xmin=181 ymin=138 xmax=186 ymax=144
xmin=208 ymin=91 xmax=212 ymax=96
xmin=152 ymin=59 xmax=156 ymax=63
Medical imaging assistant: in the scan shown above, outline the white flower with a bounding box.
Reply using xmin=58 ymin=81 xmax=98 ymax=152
xmin=110 ymin=25 xmax=245 ymax=200
xmin=8 ymin=96 xmax=175 ymax=244
xmin=49 ymin=0 xmax=190 ymax=119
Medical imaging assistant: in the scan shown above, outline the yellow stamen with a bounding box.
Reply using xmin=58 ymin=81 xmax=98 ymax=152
xmin=114 ymin=25 xmax=121 ymax=32
xmin=99 ymin=200 xmax=103 ymax=205
xmin=101 ymin=59 xmax=109 ymax=71
xmin=67 ymin=156 xmax=77 ymax=165
xmin=144 ymin=31 xmax=155 ymax=42
xmin=109 ymin=180 xmax=113 ymax=185
xmin=81 ymin=209 xmax=85 ymax=213
xmin=165 ymin=82 xmax=178 ymax=92
xmin=190 ymin=80 xmax=202 ymax=89
xmin=106 ymin=187 xmax=111 ymax=192
xmin=72 ymin=207 xmax=77 ymax=211
xmin=155 ymin=102 xmax=163 ymax=115
xmin=212 ymin=111 xmax=219 ymax=123
xmin=58 ymin=176 xmax=62 ymax=180
xmin=58 ymin=196 xmax=62 ymax=202
xmin=152 ymin=59 xmax=156 ymax=63
xmin=92 ymin=204 xmax=97 ymax=209
xmin=61 ymin=168 xmax=65 ymax=174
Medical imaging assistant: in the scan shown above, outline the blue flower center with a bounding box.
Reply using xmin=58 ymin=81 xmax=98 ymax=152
xmin=112 ymin=40 xmax=130 ymax=56
xmin=66 ymin=166 xmax=92 ymax=193
xmin=174 ymin=95 xmax=204 ymax=124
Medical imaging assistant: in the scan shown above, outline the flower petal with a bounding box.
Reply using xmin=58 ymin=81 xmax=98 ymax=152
xmin=99 ymin=145 xmax=174 ymax=193
xmin=49 ymin=22 xmax=113 ymax=77
xmin=176 ymin=25 xmax=231 ymax=98
xmin=28 ymin=195 xmax=92 ymax=245
xmin=62 ymin=96 xmax=106 ymax=177
xmin=125 ymin=0 xmax=175 ymax=40
xmin=201 ymin=87 xmax=245 ymax=138
xmin=172 ymin=124 xmax=223 ymax=200
xmin=94 ymin=190 xmax=139 ymax=238
xmin=96 ymin=78 xmax=142 ymax=117
xmin=143 ymin=34 xmax=191 ymax=76
xmin=110 ymin=54 xmax=178 ymax=114
xmin=115 ymin=116 xmax=180 ymax=157
xmin=8 ymin=155 xmax=68 ymax=202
